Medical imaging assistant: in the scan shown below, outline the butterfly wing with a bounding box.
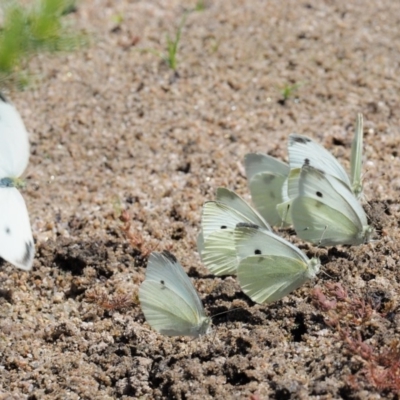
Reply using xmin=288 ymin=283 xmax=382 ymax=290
xmin=0 ymin=188 xmax=34 ymax=270
xmin=238 ymin=255 xmax=317 ymax=304
xmin=199 ymin=201 xmax=248 ymax=274
xmin=288 ymin=134 xmax=352 ymax=190
xmin=139 ymin=251 xmax=210 ymax=337
xmin=244 ymin=153 xmax=290 ymax=226
xmin=215 ymin=188 xmax=271 ymax=230
xmin=201 ymin=229 xmax=237 ymax=275
xmin=0 ymin=95 xmax=30 ymax=178
xmin=291 ymin=165 xmax=371 ymax=246
xmin=234 ymin=223 xmax=308 ymax=261
xmin=244 ymin=153 xmax=289 ymax=180
xmin=235 ymin=224 xmax=320 ymax=303
xmin=199 ymin=189 xmax=271 ymax=275
xmin=197 ymin=228 xmax=205 ymax=257
xmin=276 ymin=167 xmax=301 ymax=225
xmin=351 ymin=113 xmax=364 ymax=199
xmin=201 ymin=198 xmax=271 ymax=239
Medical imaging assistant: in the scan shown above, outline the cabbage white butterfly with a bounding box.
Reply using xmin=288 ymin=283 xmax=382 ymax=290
xmin=198 ymin=188 xmax=271 ymax=275
xmin=0 ymin=94 xmax=34 ymax=271
xmin=288 ymin=134 xmax=353 ymax=191
xmin=244 ymin=153 xmax=290 ymax=226
xmin=288 ymin=113 xmax=365 ymax=198
xmin=236 ymin=223 xmax=320 ymax=304
xmin=139 ymin=251 xmax=211 ymax=337
xmin=290 ymin=162 xmax=373 ymax=246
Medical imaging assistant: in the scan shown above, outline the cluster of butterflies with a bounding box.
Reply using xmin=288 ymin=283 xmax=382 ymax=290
xmin=0 ymin=96 xmax=372 ymax=337
xmin=140 ymin=114 xmax=376 ymax=337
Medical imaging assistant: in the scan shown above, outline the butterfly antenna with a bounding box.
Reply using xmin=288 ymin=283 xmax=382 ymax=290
xmin=321 ymin=269 xmax=333 ymax=279
xmin=211 ymin=307 xmax=242 ymax=319
xmin=208 ymin=307 xmax=243 ymax=344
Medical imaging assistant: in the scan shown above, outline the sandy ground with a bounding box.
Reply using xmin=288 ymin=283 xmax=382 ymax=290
xmin=1 ymin=0 xmax=400 ymax=398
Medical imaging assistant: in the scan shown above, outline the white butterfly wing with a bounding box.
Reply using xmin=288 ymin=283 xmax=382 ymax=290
xmin=0 ymin=95 xmax=30 ymax=178
xmin=197 ymin=228 xmax=205 ymax=258
xmin=351 ymin=113 xmax=363 ymax=199
xmin=291 ymin=165 xmax=371 ymax=246
xmin=244 ymin=153 xmax=289 ymax=179
xmin=201 ymin=229 xmax=237 ymax=275
xmin=201 ymin=201 xmax=244 ymax=239
xmin=199 ymin=188 xmax=271 ymax=275
xmin=244 ymin=153 xmax=290 ymax=226
xmin=288 ymin=134 xmax=352 ymax=190
xmin=0 ymin=188 xmax=34 ymax=270
xmin=234 ymin=223 xmax=307 ymax=262
xmin=214 ymin=188 xmax=271 ymax=231
xmin=139 ymin=251 xmax=211 ymax=337
xmin=276 ymin=168 xmax=301 ymax=225
xmin=201 ymin=199 xmax=270 ymax=240
xmin=235 ymin=223 xmax=320 ymax=304
xmin=199 ymin=201 xmax=253 ymax=274
xmin=238 ymin=255 xmax=318 ymax=304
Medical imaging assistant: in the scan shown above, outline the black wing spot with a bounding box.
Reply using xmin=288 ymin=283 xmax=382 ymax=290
xmin=316 ymin=191 xmax=323 ymax=198
xmin=304 ymin=158 xmax=310 ymax=166
xmin=254 ymin=249 xmax=262 ymax=255
xmin=162 ymin=250 xmax=177 ymax=263
xmin=220 ymin=225 xmax=227 ymax=229
xmin=0 ymin=92 xmax=8 ymax=103
xmin=292 ymin=136 xmax=311 ymax=144
xmin=4 ymin=226 xmax=10 ymax=235
xmin=160 ymin=279 xmax=168 ymax=290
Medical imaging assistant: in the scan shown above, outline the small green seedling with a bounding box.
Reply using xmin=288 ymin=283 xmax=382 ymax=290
xmin=195 ymin=1 xmax=206 ymax=11
xmin=111 ymin=13 xmax=124 ymax=26
xmin=165 ymin=13 xmax=188 ymax=71
xmin=0 ymin=0 xmax=86 ymax=86
xmin=278 ymin=82 xmax=302 ymax=105
xmin=138 ymin=13 xmax=188 ymax=72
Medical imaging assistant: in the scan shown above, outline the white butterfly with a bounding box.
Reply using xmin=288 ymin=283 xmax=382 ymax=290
xmin=0 ymin=94 xmax=34 ymax=271
xmin=288 ymin=135 xmax=352 ymax=190
xmin=198 ymin=188 xmax=271 ymax=276
xmin=139 ymin=251 xmax=211 ymax=337
xmin=244 ymin=153 xmax=290 ymax=226
xmin=245 ymin=114 xmax=365 ymax=226
xmin=235 ymin=223 xmax=320 ymax=304
xmin=289 ymin=162 xmax=373 ymax=246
